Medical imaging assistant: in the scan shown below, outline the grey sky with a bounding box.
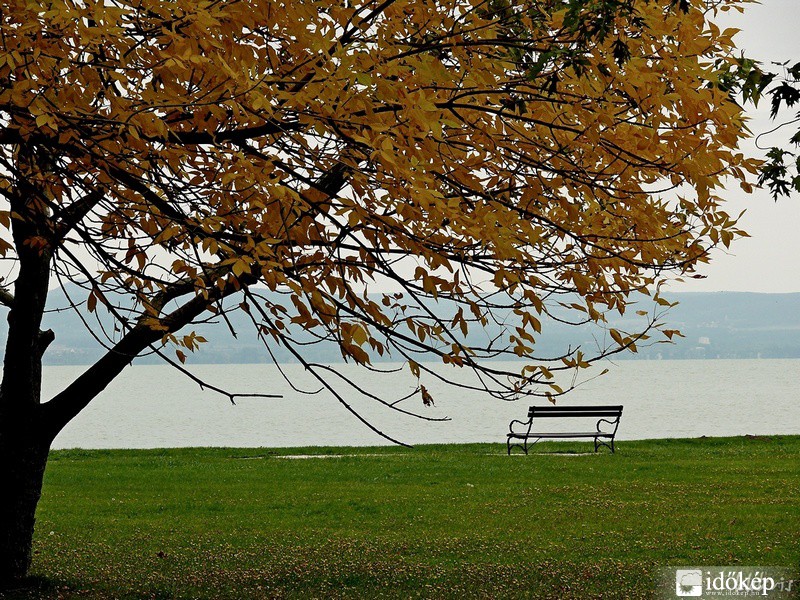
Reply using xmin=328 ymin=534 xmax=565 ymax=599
xmin=677 ymin=0 xmax=800 ymax=293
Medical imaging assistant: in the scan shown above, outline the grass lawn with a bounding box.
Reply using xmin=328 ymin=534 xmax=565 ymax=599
xmin=9 ymin=436 xmax=800 ymax=599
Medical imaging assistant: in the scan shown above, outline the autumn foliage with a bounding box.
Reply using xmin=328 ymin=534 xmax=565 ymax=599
xmin=0 ymin=0 xmax=760 ymax=409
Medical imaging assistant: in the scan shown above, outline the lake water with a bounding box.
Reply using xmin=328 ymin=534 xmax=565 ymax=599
xmin=45 ymin=359 xmax=800 ymax=449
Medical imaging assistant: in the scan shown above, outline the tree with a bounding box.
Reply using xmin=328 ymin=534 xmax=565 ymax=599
xmin=714 ymin=53 xmax=800 ymax=199
xmin=754 ymin=61 xmax=800 ymax=198
xmin=0 ymin=0 xmax=756 ymax=584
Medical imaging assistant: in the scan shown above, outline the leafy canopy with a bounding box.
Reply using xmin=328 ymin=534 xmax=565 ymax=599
xmin=0 ymin=0 xmax=756 ymax=425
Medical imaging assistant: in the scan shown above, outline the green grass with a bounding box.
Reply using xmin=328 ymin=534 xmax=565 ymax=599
xmin=9 ymin=436 xmax=800 ymax=599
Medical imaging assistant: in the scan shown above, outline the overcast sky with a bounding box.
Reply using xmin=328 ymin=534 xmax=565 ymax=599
xmin=675 ymin=0 xmax=800 ymax=293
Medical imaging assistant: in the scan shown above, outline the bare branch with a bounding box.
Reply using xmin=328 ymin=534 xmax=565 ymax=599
xmin=0 ymin=287 xmax=13 ymax=309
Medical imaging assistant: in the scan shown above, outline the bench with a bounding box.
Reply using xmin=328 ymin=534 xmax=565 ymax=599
xmin=507 ymin=405 xmax=623 ymax=454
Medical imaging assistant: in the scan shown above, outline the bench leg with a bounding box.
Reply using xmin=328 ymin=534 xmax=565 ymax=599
xmin=507 ymin=438 xmax=532 ymax=455
xmin=594 ymin=437 xmax=616 ymax=453
xmin=508 ymin=439 xmax=525 ymax=455
xmin=508 ymin=437 xmax=545 ymax=455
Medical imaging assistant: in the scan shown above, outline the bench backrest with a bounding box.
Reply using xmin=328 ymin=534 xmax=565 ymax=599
xmin=527 ymin=405 xmax=623 ymax=419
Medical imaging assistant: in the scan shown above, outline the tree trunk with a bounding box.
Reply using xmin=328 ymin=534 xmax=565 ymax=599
xmin=0 ymin=144 xmax=56 ymax=587
xmin=0 ymin=414 xmax=51 ymax=587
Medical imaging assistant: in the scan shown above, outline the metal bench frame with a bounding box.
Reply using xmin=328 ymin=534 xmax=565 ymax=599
xmin=507 ymin=405 xmax=623 ymax=454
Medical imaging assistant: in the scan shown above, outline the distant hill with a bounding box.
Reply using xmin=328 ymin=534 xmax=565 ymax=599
xmin=4 ymin=288 xmax=800 ymax=365
xmin=626 ymin=292 xmax=800 ymax=360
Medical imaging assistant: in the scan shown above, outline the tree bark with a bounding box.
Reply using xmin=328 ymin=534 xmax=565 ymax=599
xmin=0 ymin=412 xmax=50 ymax=587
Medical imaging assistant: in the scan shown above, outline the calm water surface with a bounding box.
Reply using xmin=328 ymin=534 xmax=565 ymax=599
xmin=44 ymin=359 xmax=800 ymax=449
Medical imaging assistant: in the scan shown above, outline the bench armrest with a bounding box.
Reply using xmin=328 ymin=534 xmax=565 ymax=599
xmin=596 ymin=417 xmax=621 ymax=436
xmin=508 ymin=418 xmax=532 ymax=435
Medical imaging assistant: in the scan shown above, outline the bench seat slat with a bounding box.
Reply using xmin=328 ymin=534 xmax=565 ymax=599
xmin=508 ymin=432 xmax=613 ymax=438
xmin=529 ymin=405 xmax=623 ymax=410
